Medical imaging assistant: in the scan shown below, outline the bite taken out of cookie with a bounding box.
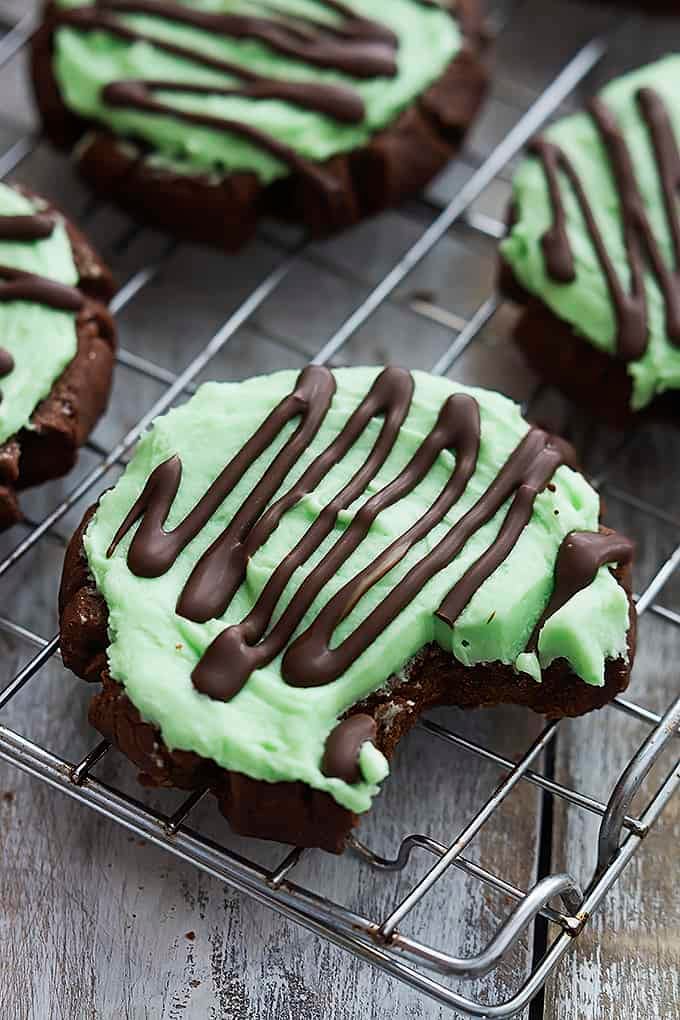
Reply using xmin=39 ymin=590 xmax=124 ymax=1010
xmin=59 ymin=365 xmax=636 ymax=852
xmin=0 ymin=182 xmax=116 ymax=530
xmin=32 ymin=1 xmax=489 ymax=249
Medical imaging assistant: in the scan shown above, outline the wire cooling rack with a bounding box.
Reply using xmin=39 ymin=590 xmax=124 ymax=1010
xmin=0 ymin=4 xmax=679 ymax=1017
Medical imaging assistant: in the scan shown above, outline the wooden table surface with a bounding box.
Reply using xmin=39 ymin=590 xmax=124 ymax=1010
xmin=0 ymin=2 xmax=679 ymax=1018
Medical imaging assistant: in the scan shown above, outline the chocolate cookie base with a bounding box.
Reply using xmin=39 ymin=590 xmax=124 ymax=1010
xmin=499 ymin=258 xmax=680 ymax=428
xmin=31 ymin=1 xmax=489 ymax=250
xmin=59 ymin=506 xmax=636 ymax=853
xmin=0 ymin=190 xmax=116 ymax=530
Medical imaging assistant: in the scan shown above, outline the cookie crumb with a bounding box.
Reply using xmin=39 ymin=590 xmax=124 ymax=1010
xmin=185 ymin=931 xmax=195 ymax=941
xmin=2 ymin=791 xmax=15 ymax=803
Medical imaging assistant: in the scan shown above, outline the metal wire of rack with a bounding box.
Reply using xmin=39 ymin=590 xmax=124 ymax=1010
xmin=0 ymin=5 xmax=678 ymax=1018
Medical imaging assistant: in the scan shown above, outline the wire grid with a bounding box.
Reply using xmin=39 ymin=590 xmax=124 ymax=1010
xmin=0 ymin=7 xmax=679 ymax=1018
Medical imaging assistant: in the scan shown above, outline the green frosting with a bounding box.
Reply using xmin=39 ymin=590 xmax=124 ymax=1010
xmin=52 ymin=0 xmax=461 ymax=184
xmin=0 ymin=184 xmax=79 ymax=446
xmin=84 ymin=368 xmax=631 ymax=814
xmin=501 ymin=56 xmax=680 ymax=410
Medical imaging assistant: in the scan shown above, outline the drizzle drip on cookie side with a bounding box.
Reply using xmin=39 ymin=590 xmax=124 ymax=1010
xmin=55 ymin=0 xmax=404 ymax=193
xmin=0 ymin=209 xmax=84 ymax=403
xmin=106 ymin=366 xmax=633 ymax=724
xmin=322 ymin=714 xmax=376 ymax=785
xmin=528 ymin=531 xmax=633 ymax=651
xmin=531 ymin=86 xmax=680 ymax=362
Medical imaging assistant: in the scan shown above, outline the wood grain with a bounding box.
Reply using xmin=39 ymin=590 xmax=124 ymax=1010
xmin=0 ymin=2 xmax=678 ymax=1019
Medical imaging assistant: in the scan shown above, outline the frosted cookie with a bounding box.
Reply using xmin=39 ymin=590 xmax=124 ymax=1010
xmin=59 ymin=366 xmax=635 ymax=851
xmin=0 ymin=182 xmax=115 ymax=529
xmin=501 ymin=58 xmax=680 ymax=425
xmin=32 ymin=0 xmax=488 ymax=248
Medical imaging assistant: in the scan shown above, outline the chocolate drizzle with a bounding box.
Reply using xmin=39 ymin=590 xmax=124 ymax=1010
xmin=0 ymin=208 xmax=81 ymax=311
xmin=107 ymin=365 xmax=336 ymax=579
xmin=528 ymin=530 xmax=634 ymax=650
xmin=0 ymin=349 xmax=14 ymax=376
xmin=322 ymin=714 xmax=376 ymax=783
xmin=56 ymin=1 xmax=402 ymax=185
xmin=0 ymin=265 xmax=84 ymax=313
xmin=0 ymin=206 xmax=82 ymax=402
xmin=0 ymin=346 xmax=13 ymax=404
xmin=91 ymin=1 xmax=398 ymax=77
xmin=530 ymin=87 xmax=680 ymax=362
xmin=0 ymin=213 xmax=54 ymax=241
xmin=103 ymin=366 xmax=631 ymax=716
xmin=104 ymin=79 xmax=365 ymax=127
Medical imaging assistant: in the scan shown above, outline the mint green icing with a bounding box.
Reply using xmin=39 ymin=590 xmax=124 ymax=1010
xmin=501 ymin=56 xmax=680 ymax=410
xmin=52 ymin=0 xmax=461 ymax=184
xmin=0 ymin=184 xmax=79 ymax=446
xmin=84 ymin=368 xmax=631 ymax=814
xmin=514 ymin=651 xmax=542 ymax=685
xmin=359 ymin=741 xmax=389 ymax=785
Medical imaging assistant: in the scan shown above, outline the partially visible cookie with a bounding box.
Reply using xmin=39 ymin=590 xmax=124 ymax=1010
xmin=32 ymin=0 xmax=488 ymax=248
xmin=59 ymin=366 xmax=635 ymax=851
xmin=0 ymin=183 xmax=115 ymax=529
xmin=501 ymin=57 xmax=680 ymax=426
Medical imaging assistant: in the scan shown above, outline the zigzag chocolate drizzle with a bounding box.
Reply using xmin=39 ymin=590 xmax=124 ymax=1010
xmin=281 ymin=420 xmax=573 ymax=690
xmin=0 ymin=347 xmax=13 ymax=401
xmin=531 ymin=87 xmax=680 ymax=362
xmin=0 ymin=209 xmax=84 ymax=403
xmin=107 ymin=366 xmax=630 ymax=711
xmin=55 ymin=0 xmax=402 ymax=191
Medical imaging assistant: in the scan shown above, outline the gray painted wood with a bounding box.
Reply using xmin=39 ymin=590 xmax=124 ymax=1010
xmin=0 ymin=2 xmax=678 ymax=1018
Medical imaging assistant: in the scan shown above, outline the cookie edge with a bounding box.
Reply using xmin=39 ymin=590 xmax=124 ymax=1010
xmin=58 ymin=503 xmax=636 ymax=853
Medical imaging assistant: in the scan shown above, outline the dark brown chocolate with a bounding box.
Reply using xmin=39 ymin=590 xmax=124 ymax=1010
xmin=322 ymin=714 xmax=377 ymax=784
xmin=0 ymin=264 xmax=84 ymax=312
xmin=0 ymin=347 xmax=13 ymax=404
xmin=529 ymin=531 xmax=634 ymax=649
xmin=0 ymin=349 xmax=13 ymax=374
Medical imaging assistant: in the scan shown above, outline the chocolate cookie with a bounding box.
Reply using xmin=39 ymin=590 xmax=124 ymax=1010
xmin=59 ymin=366 xmax=635 ymax=852
xmin=32 ymin=1 xmax=488 ymax=249
xmin=501 ymin=57 xmax=680 ymax=426
xmin=0 ymin=183 xmax=115 ymax=530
